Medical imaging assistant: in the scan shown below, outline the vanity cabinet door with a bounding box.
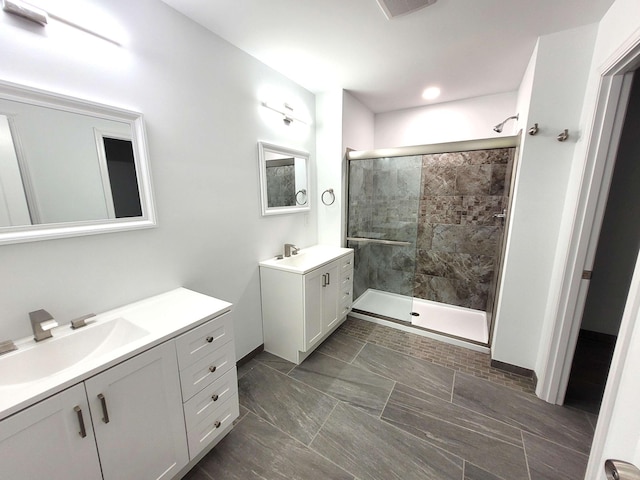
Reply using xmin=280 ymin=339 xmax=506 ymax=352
xmin=321 ymin=262 xmax=340 ymax=331
xmin=0 ymin=383 xmax=102 ymax=480
xmin=85 ymin=341 xmax=188 ymax=480
xmin=303 ymin=260 xmax=340 ymax=351
xmin=304 ymin=267 xmax=324 ymax=349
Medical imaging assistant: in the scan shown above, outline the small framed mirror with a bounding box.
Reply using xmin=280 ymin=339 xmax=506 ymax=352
xmin=258 ymin=142 xmax=310 ymax=216
xmin=0 ymin=79 xmax=156 ymax=244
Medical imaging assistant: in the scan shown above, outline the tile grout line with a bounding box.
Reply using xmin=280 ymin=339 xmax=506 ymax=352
xmin=350 ymin=340 xmax=368 ymax=364
xmin=339 ymin=318 xmax=535 ymax=394
xmin=451 ymin=370 xmax=456 ymax=404
xmin=520 ymin=429 xmax=592 ymax=457
xmin=387 ymin=387 xmax=527 ymax=449
xmin=379 ymin=380 xmax=397 ymax=419
xmin=308 ymin=401 xmax=339 ymax=446
xmin=245 ymin=409 xmax=357 ymax=478
xmin=521 ymin=430 xmax=533 ymax=480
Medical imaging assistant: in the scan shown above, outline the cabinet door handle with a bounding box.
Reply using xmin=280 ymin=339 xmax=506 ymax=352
xmin=209 ymin=365 xmax=217 ymax=373
xmin=212 ymin=394 xmax=219 ymax=402
xmin=74 ymin=405 xmax=87 ymax=438
xmin=326 ymin=272 xmax=330 ymax=285
xmin=214 ymin=420 xmax=221 ymax=429
xmin=322 ymin=274 xmax=327 ymax=287
xmin=206 ymin=336 xmax=214 ymax=343
xmin=97 ymin=393 xmax=110 ymax=424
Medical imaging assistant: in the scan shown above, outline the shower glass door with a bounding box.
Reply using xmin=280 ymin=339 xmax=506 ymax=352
xmin=346 ymin=155 xmax=422 ymax=322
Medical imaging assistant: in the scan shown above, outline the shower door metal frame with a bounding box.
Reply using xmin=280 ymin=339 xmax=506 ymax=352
xmin=344 ymin=135 xmax=519 ymax=345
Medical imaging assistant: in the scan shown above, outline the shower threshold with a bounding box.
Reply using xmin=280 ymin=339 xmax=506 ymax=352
xmin=351 ymin=289 xmax=489 ymax=350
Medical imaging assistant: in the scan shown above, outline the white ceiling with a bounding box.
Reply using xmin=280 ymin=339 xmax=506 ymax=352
xmin=161 ymin=0 xmax=615 ymax=113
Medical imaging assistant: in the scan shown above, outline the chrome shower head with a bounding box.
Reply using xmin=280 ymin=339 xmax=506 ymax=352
xmin=493 ymin=114 xmax=519 ymax=133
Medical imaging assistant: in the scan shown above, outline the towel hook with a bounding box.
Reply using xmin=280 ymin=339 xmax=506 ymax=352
xmin=321 ymin=188 xmax=335 ymax=206
xmin=557 ymin=129 xmax=569 ymax=142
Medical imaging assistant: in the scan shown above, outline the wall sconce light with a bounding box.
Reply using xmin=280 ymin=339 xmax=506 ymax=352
xmin=261 ymin=101 xmax=308 ymax=126
xmin=2 ymin=0 xmax=122 ymax=45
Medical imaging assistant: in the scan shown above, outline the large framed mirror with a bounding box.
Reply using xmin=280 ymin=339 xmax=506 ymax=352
xmin=258 ymin=141 xmax=310 ymax=216
xmin=0 ymin=80 xmax=156 ymax=245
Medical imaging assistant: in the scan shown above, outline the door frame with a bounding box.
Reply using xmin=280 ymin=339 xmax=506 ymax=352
xmin=536 ymin=24 xmax=640 ymax=413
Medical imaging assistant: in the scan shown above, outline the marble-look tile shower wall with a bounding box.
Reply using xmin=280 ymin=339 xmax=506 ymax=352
xmin=416 ymin=148 xmax=515 ymax=310
xmin=348 ymin=148 xmax=515 ymax=313
xmin=266 ymin=164 xmax=296 ymax=207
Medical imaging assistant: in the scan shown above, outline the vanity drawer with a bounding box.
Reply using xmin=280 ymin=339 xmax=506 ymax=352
xmin=340 ymin=295 xmax=352 ymax=318
xmin=339 ymin=254 xmax=354 ymax=274
xmin=179 ymin=341 xmax=236 ymax=401
xmin=340 ymin=273 xmax=352 ymax=290
xmin=186 ymin=394 xmax=240 ymax=459
xmin=183 ymin=368 xmax=238 ymax=432
xmin=175 ymin=311 xmax=233 ymax=371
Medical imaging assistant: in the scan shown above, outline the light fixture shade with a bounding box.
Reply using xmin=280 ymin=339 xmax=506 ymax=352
xmin=376 ymin=0 xmax=437 ymax=19
xmin=2 ymin=0 xmax=48 ymax=26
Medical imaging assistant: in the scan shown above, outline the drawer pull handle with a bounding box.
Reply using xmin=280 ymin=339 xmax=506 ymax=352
xmin=212 ymin=394 xmax=219 ymax=402
xmin=74 ymin=406 xmax=87 ymax=438
xmin=206 ymin=336 xmax=214 ymax=343
xmin=214 ymin=420 xmax=221 ymax=429
xmin=209 ymin=365 xmax=217 ymax=373
xmin=97 ymin=393 xmax=110 ymax=424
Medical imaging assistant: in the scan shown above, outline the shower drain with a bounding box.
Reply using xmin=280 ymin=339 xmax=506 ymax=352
xmin=410 ymin=312 xmax=420 ymax=317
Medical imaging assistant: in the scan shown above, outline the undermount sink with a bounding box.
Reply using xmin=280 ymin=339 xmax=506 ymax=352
xmin=0 ymin=318 xmax=149 ymax=386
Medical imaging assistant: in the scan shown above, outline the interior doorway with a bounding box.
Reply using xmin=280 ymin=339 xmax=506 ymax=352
xmin=563 ymin=70 xmax=640 ymax=414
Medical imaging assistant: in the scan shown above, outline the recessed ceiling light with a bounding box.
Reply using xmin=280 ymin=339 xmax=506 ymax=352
xmin=422 ymin=87 xmax=441 ymax=100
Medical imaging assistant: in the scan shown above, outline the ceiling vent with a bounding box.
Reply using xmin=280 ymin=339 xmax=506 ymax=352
xmin=376 ymin=0 xmax=437 ymax=19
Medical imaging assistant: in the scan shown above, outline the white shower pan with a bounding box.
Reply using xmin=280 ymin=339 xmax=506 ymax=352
xmin=352 ymin=289 xmax=488 ymax=345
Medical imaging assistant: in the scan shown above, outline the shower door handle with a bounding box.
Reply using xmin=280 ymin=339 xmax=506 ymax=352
xmin=346 ymin=237 xmax=412 ymax=246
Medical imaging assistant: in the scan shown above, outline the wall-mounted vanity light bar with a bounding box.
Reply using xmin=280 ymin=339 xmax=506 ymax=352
xmin=2 ymin=0 xmax=121 ymax=45
xmin=261 ymin=101 xmax=308 ymax=126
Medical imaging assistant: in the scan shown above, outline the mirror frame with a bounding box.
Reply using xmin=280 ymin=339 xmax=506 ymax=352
xmin=258 ymin=141 xmax=310 ymax=216
xmin=0 ymin=79 xmax=156 ymax=245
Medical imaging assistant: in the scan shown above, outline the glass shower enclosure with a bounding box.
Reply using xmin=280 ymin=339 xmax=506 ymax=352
xmin=345 ymin=138 xmax=518 ymax=345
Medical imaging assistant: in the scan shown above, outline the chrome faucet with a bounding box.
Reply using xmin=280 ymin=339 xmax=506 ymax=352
xmin=29 ymin=309 xmax=58 ymax=342
xmin=284 ymin=243 xmax=300 ymax=257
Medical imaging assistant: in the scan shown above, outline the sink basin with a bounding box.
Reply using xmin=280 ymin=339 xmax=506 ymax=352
xmin=260 ymin=245 xmax=352 ymax=274
xmin=0 ymin=318 xmax=149 ymax=386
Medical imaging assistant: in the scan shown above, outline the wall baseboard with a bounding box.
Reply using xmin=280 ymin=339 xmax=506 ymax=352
xmin=491 ymin=359 xmax=534 ymax=378
xmin=237 ymin=343 xmax=264 ymax=367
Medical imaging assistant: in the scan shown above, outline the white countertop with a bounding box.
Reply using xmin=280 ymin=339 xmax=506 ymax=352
xmin=0 ymin=288 xmax=232 ymax=421
xmin=259 ymin=245 xmax=353 ymax=274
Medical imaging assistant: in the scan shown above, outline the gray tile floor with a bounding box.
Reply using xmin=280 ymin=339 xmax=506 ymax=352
xmin=185 ymin=318 xmax=596 ymax=480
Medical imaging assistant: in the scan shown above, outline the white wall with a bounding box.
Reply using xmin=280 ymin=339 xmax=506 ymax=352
xmin=342 ymin=92 xmax=375 ymax=152
xmin=0 ymin=0 xmax=317 ymax=359
xmin=374 ymin=92 xmax=517 ymax=148
xmin=315 ymin=90 xmax=343 ymax=247
xmin=316 ymin=90 xmax=374 ymax=247
xmin=534 ymin=0 xmax=640 ymax=399
xmin=492 ymin=24 xmax=598 ymax=369
xmin=514 ymin=42 xmax=538 ymax=137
